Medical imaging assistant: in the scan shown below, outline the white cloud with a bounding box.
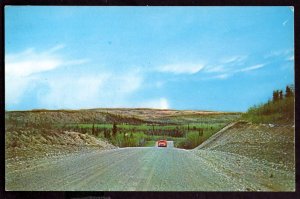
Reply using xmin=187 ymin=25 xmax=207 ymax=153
xmin=158 ymin=63 xmax=205 ymax=74
xmin=5 ymin=46 xmax=147 ymax=109
xmin=6 ymin=45 xmax=89 ymax=77
xmin=38 ymin=71 xmax=144 ymax=109
xmin=39 ymin=75 xmax=109 ymax=109
xmin=5 ymin=45 xmax=88 ymax=106
xmin=5 ymin=75 xmax=37 ymax=105
xmin=239 ymin=64 xmax=265 ymax=72
xmin=204 ymin=65 xmax=226 ymax=73
xmin=138 ymin=98 xmax=169 ymax=109
xmin=117 ymin=72 xmax=143 ymax=93
xmin=6 ymin=50 xmax=61 ymax=77
xmin=45 ymin=44 xmax=66 ymax=54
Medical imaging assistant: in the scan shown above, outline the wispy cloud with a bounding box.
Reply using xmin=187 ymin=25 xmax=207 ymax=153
xmin=282 ymin=19 xmax=289 ymax=26
xmin=205 ymin=63 xmax=266 ymax=81
xmin=45 ymin=44 xmax=66 ymax=54
xmin=238 ymin=64 xmax=265 ymax=72
xmin=5 ymin=45 xmax=88 ymax=77
xmin=6 ymin=48 xmax=61 ymax=77
xmin=202 ymin=55 xmax=251 ymax=79
xmin=204 ymin=55 xmax=247 ymax=74
xmin=157 ymin=63 xmax=205 ymax=74
xmin=204 ymin=65 xmax=226 ymax=73
xmin=264 ymin=49 xmax=293 ymax=59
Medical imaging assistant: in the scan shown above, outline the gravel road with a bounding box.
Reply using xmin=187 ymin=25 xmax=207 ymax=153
xmin=5 ymin=141 xmax=294 ymax=191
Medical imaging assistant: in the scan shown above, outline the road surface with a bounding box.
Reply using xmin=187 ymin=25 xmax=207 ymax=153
xmin=5 ymin=141 xmax=294 ymax=191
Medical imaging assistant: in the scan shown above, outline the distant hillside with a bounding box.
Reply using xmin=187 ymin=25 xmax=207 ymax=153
xmin=5 ymin=110 xmax=149 ymax=127
xmin=5 ymin=108 xmax=241 ymax=127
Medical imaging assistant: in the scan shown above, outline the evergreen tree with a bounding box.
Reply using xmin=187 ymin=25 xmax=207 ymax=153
xmin=104 ymin=129 xmax=107 ymax=138
xmin=106 ymin=130 xmax=111 ymax=139
xmin=112 ymin=123 xmax=117 ymax=137
xmin=92 ymin=123 xmax=95 ymax=135
xmin=273 ymin=90 xmax=279 ymax=101
xmin=279 ymin=90 xmax=283 ymax=100
xmin=285 ymin=85 xmax=294 ymax=98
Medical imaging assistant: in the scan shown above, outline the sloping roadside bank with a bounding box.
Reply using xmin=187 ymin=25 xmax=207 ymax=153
xmin=192 ymin=121 xmax=295 ymax=191
xmin=5 ymin=129 xmax=116 ymax=172
xmin=194 ymin=121 xmax=295 ymax=170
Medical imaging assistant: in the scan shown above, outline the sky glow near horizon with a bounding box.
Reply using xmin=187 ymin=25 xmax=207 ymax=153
xmin=5 ymin=6 xmax=294 ymax=111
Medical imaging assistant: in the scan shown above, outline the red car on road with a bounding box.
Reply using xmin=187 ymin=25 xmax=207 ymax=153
xmin=158 ymin=140 xmax=167 ymax=147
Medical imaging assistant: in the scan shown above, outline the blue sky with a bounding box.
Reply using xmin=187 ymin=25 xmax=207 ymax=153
xmin=5 ymin=6 xmax=294 ymax=111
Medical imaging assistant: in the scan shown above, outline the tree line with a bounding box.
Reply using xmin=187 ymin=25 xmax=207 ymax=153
xmin=272 ymin=85 xmax=294 ymax=102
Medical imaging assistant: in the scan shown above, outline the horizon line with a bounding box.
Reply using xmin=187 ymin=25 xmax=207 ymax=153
xmin=5 ymin=107 xmax=243 ymax=113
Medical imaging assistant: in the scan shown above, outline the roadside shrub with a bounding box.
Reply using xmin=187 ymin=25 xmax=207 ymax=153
xmin=176 ymin=132 xmax=205 ymax=149
xmin=110 ymin=132 xmax=147 ymax=147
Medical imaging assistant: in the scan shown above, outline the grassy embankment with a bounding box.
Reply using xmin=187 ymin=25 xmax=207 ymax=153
xmin=242 ymin=85 xmax=294 ymax=125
